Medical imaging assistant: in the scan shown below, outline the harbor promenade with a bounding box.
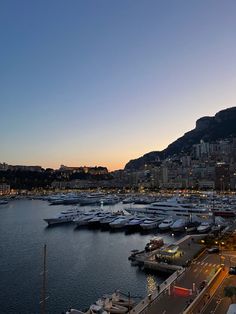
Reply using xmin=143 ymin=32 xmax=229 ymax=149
xmin=130 ymin=235 xmax=222 ymax=314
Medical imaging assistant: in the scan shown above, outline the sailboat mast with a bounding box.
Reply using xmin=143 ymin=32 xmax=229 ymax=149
xmin=40 ymin=244 xmax=47 ymax=314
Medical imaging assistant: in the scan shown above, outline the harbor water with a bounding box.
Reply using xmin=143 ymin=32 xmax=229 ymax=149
xmin=0 ymin=199 xmax=180 ymax=313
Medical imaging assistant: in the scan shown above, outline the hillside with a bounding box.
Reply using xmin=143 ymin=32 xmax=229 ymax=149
xmin=125 ymin=107 xmax=236 ymax=170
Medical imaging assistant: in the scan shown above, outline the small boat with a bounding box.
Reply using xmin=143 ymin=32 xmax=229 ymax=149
xmin=158 ymin=218 xmax=174 ymax=231
xmin=96 ymin=298 xmax=128 ymax=314
xmin=88 ymin=304 xmax=108 ymax=314
xmin=145 ymin=236 xmax=164 ymax=252
xmin=111 ymin=291 xmax=135 ymax=308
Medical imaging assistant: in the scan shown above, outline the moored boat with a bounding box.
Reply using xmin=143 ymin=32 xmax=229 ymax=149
xmin=109 ymin=216 xmax=132 ymax=229
xmin=171 ymin=218 xmax=187 ymax=232
xmin=0 ymin=200 xmax=8 ymax=205
xmin=140 ymin=218 xmax=163 ymax=230
xmin=197 ymin=222 xmax=212 ymax=233
xmin=158 ymin=218 xmax=174 ymax=231
xmin=44 ymin=209 xmax=82 ymax=226
xmin=145 ymin=236 xmax=164 ymax=252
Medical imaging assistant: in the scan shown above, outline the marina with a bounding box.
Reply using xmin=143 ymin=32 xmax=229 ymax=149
xmin=0 ymin=198 xmax=175 ymax=314
xmin=1 ymin=193 xmax=236 ymax=313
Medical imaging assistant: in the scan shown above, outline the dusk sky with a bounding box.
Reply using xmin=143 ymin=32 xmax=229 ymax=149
xmin=1 ymin=1 xmax=236 ymax=171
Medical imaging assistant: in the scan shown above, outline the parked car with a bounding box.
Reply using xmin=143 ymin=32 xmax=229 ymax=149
xmin=207 ymin=247 xmax=219 ymax=254
xmin=199 ymin=280 xmax=207 ymax=290
xmin=229 ymin=266 xmax=236 ymax=275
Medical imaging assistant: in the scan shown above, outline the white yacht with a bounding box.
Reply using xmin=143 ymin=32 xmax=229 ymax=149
xmin=140 ymin=218 xmax=163 ymax=230
xmin=88 ymin=213 xmax=108 ymax=227
xmin=197 ymin=222 xmax=212 ymax=233
xmin=171 ymin=218 xmax=187 ymax=232
xmin=79 ymin=193 xmax=105 ymax=206
xmin=125 ymin=217 xmax=145 ymax=230
xmin=109 ymin=216 xmax=132 ymax=229
xmin=44 ymin=209 xmax=82 ymax=226
xmin=73 ymin=213 xmax=96 ymax=227
xmin=158 ymin=218 xmax=174 ymax=231
xmin=100 ymin=195 xmax=120 ymax=205
xmin=143 ymin=197 xmax=209 ymax=219
xmin=100 ymin=215 xmax=119 ymax=227
xmin=48 ymin=193 xmax=82 ymax=205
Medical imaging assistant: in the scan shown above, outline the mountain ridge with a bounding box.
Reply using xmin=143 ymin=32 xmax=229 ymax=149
xmin=125 ymin=107 xmax=236 ymax=170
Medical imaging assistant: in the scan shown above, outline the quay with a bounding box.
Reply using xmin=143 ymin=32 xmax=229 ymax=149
xmin=130 ymin=235 xmax=205 ymax=271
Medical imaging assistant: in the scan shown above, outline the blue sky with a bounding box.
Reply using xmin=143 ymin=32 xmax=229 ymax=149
xmin=1 ymin=0 xmax=236 ymax=170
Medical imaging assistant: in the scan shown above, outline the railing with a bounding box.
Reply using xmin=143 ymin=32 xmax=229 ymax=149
xmin=130 ymin=268 xmax=185 ymax=314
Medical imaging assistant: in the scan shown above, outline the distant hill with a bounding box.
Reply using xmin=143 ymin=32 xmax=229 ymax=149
xmin=125 ymin=107 xmax=236 ymax=170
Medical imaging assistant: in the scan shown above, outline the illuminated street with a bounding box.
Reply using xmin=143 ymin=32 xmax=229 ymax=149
xmin=145 ymin=250 xmax=234 ymax=314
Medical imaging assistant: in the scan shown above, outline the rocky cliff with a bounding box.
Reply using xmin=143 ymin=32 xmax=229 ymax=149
xmin=125 ymin=107 xmax=236 ymax=170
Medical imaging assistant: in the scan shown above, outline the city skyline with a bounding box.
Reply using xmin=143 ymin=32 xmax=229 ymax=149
xmin=1 ymin=1 xmax=236 ymax=171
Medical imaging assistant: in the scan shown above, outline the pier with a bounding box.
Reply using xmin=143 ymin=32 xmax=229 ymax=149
xmin=130 ymin=235 xmax=205 ymax=271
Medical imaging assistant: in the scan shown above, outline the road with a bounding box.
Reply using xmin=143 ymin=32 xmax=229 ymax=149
xmin=201 ymin=250 xmax=236 ymax=314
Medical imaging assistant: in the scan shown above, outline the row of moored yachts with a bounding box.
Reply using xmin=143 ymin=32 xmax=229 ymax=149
xmin=44 ymin=206 xmax=228 ymax=233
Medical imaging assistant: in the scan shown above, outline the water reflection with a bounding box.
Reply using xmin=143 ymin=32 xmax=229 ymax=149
xmin=146 ymin=275 xmax=157 ymax=293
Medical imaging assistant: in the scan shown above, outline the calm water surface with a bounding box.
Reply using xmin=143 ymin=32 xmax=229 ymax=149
xmin=0 ymin=200 xmax=179 ymax=314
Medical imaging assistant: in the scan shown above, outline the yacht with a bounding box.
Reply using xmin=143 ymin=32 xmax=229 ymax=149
xmin=100 ymin=195 xmax=120 ymax=205
xmin=79 ymin=193 xmax=105 ymax=206
xmin=73 ymin=213 xmax=96 ymax=227
xmin=0 ymin=200 xmax=8 ymax=205
xmin=122 ymin=196 xmax=135 ymax=204
xmin=49 ymin=193 xmax=82 ymax=205
xmin=100 ymin=215 xmax=120 ymax=228
xmin=197 ymin=222 xmax=212 ymax=233
xmin=44 ymin=209 xmax=82 ymax=226
xmin=140 ymin=218 xmax=163 ymax=230
xmin=143 ymin=197 xmax=209 ymax=219
xmin=109 ymin=216 xmax=132 ymax=229
xmin=145 ymin=236 xmax=164 ymax=252
xmin=211 ymin=205 xmax=236 ymax=217
xmin=125 ymin=217 xmax=145 ymax=230
xmin=158 ymin=218 xmax=174 ymax=231
xmin=185 ymin=221 xmax=200 ymax=233
xmin=171 ymin=219 xmax=187 ymax=232
xmin=88 ymin=213 xmax=108 ymax=227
